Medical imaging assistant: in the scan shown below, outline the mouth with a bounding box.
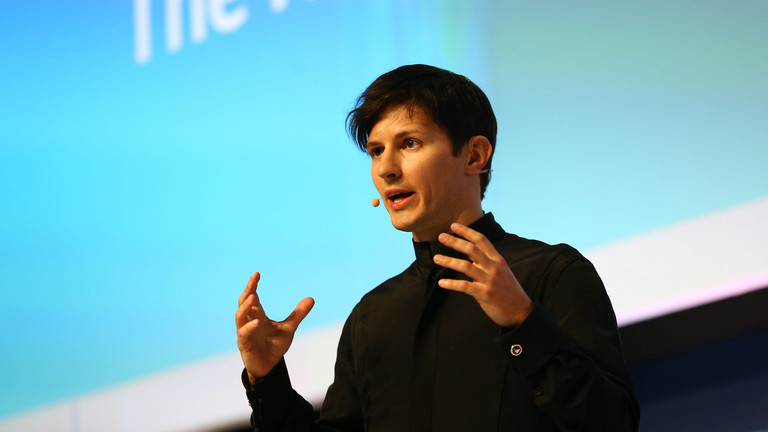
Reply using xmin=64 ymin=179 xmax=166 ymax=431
xmin=385 ymin=190 xmax=415 ymax=210
xmin=388 ymin=191 xmax=414 ymax=203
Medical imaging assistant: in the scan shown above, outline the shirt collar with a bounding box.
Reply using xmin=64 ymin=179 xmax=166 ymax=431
xmin=412 ymin=212 xmax=505 ymax=269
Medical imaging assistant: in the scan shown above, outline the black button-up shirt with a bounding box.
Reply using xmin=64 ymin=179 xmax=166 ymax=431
xmin=244 ymin=213 xmax=639 ymax=431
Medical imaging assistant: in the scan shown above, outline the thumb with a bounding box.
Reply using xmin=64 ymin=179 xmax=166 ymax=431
xmin=284 ymin=297 xmax=315 ymax=330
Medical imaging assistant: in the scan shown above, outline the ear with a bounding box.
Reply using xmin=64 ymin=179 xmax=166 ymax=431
xmin=464 ymin=135 xmax=493 ymax=175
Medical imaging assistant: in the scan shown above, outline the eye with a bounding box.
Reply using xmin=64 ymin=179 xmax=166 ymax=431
xmin=403 ymin=139 xmax=420 ymax=150
xmin=367 ymin=146 xmax=384 ymax=158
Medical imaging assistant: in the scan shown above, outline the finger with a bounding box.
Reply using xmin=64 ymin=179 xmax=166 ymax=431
xmin=236 ymin=318 xmax=261 ymax=349
xmin=439 ymin=277 xmax=501 ymax=304
xmin=236 ymin=293 xmax=267 ymax=329
xmin=433 ymin=254 xmax=483 ymax=281
xmin=437 ymin=232 xmax=492 ymax=267
xmin=235 ymin=294 xmax=257 ymax=328
xmin=238 ymin=272 xmax=261 ymax=306
xmin=283 ymin=297 xmax=315 ymax=331
xmin=237 ymin=317 xmax=260 ymax=339
xmin=437 ymin=278 xmax=475 ymax=294
xmin=448 ymin=223 xmax=502 ymax=261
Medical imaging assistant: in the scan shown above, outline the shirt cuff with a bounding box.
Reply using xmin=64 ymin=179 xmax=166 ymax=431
xmin=242 ymin=357 xmax=295 ymax=420
xmin=497 ymin=302 xmax=576 ymax=376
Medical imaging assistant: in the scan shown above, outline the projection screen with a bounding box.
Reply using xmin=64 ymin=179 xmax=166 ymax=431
xmin=1 ymin=0 xmax=766 ymax=430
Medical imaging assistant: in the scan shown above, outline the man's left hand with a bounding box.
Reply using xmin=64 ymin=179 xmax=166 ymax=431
xmin=433 ymin=222 xmax=534 ymax=328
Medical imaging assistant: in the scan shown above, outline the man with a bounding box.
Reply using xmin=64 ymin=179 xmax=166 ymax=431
xmin=236 ymin=64 xmax=640 ymax=431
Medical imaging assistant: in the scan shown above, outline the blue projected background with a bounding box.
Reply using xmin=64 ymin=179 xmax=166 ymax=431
xmin=1 ymin=0 xmax=767 ymax=427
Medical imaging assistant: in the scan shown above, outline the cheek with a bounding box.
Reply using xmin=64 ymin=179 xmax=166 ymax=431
xmin=425 ymin=165 xmax=461 ymax=199
xmin=370 ymin=165 xmax=380 ymax=188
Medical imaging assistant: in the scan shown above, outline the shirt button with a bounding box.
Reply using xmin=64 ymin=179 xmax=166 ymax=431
xmin=510 ymin=344 xmax=523 ymax=356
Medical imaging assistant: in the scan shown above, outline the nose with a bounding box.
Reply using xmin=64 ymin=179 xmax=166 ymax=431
xmin=376 ymin=148 xmax=401 ymax=181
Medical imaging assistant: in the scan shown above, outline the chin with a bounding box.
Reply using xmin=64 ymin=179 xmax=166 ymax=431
xmin=388 ymin=214 xmax=418 ymax=234
xmin=390 ymin=217 xmax=441 ymax=241
xmin=389 ymin=219 xmax=413 ymax=233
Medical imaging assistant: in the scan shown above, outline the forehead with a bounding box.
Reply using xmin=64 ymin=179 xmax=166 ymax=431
xmin=368 ymin=104 xmax=442 ymax=141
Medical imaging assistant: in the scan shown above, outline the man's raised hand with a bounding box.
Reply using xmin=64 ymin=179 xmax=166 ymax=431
xmin=236 ymin=272 xmax=315 ymax=384
xmin=432 ymin=223 xmax=533 ymax=328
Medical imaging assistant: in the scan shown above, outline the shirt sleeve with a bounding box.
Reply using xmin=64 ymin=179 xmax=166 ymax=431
xmin=242 ymin=312 xmax=365 ymax=432
xmin=498 ymin=256 xmax=640 ymax=431
xmin=242 ymin=358 xmax=316 ymax=432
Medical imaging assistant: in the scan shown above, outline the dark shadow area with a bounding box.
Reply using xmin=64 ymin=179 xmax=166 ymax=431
xmin=622 ymin=286 xmax=768 ymax=432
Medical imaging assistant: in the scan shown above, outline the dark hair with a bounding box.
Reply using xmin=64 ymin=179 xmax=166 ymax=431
xmin=347 ymin=64 xmax=497 ymax=198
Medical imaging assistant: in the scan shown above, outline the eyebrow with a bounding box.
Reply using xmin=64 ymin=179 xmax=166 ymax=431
xmin=366 ymin=130 xmax=424 ymax=148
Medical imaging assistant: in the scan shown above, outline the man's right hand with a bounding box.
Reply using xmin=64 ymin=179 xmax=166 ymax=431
xmin=236 ymin=272 xmax=315 ymax=384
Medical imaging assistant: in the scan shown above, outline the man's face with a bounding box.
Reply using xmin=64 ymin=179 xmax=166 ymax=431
xmin=366 ymin=104 xmax=481 ymax=242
